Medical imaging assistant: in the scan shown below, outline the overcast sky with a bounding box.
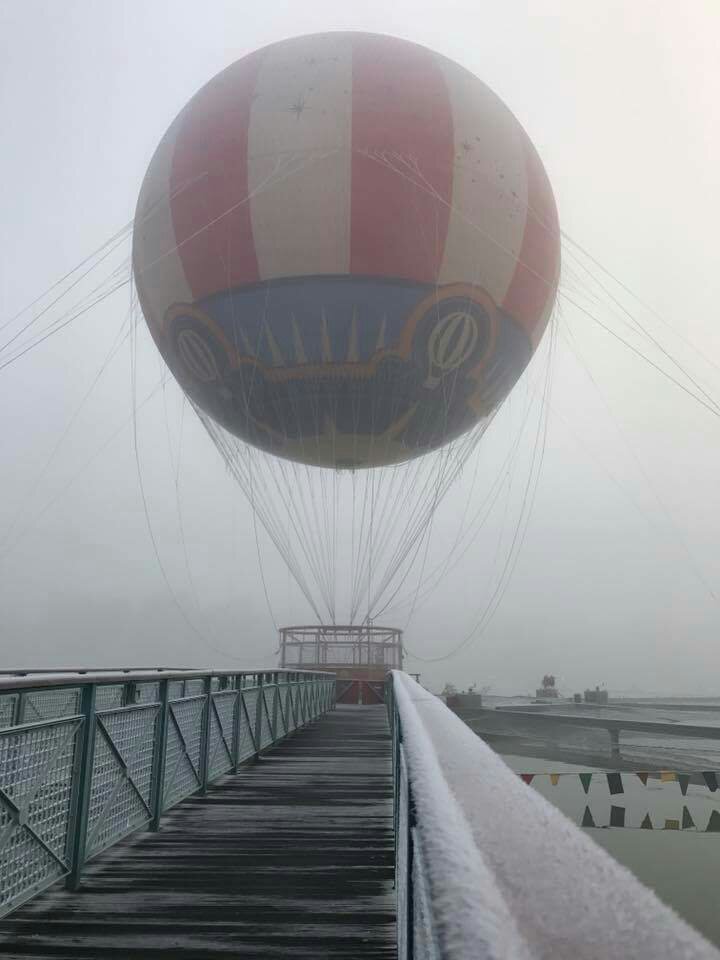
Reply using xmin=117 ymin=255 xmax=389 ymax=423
xmin=1 ymin=1 xmax=718 ymax=695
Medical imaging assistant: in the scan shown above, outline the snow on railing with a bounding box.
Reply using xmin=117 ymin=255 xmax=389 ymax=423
xmin=388 ymin=671 xmax=718 ymax=960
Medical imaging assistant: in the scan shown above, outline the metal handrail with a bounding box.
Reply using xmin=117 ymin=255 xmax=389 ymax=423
xmin=485 ymin=706 xmax=720 ymax=760
xmin=492 ymin=707 xmax=720 ymax=738
xmin=0 ymin=667 xmax=329 ymax=691
xmin=388 ymin=672 xmax=717 ymax=960
xmin=0 ymin=667 xmax=336 ymax=919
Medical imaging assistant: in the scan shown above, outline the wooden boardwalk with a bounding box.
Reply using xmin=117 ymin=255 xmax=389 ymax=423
xmin=0 ymin=705 xmax=396 ymax=959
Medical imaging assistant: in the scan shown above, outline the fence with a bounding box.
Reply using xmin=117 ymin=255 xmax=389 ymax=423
xmin=491 ymin=705 xmax=720 ymax=760
xmin=0 ymin=668 xmax=335 ymax=919
xmin=387 ymin=671 xmax=717 ymax=960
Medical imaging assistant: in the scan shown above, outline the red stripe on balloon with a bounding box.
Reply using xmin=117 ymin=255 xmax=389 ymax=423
xmin=501 ymin=136 xmax=560 ymax=344
xmin=349 ymin=37 xmax=454 ymax=283
xmin=170 ymin=52 xmax=263 ymax=301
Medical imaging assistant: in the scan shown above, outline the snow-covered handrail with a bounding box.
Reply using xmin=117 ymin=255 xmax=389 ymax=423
xmin=388 ymin=671 xmax=718 ymax=960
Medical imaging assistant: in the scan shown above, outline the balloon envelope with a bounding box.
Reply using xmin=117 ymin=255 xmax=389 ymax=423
xmin=133 ymin=32 xmax=559 ymax=468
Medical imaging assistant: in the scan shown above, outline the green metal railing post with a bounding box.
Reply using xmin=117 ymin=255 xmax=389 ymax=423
xmin=14 ymin=691 xmax=26 ymax=726
xmin=254 ymin=674 xmax=264 ymax=757
xmin=270 ymin=672 xmax=279 ymax=743
xmin=199 ymin=677 xmax=212 ymax=794
xmin=288 ymin=674 xmax=295 ymax=731
xmin=150 ymin=679 xmax=170 ymax=830
xmin=232 ymin=676 xmax=242 ymax=772
xmin=66 ymin=683 xmax=97 ymax=890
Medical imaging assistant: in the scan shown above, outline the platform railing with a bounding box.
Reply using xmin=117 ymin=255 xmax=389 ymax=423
xmin=0 ymin=668 xmax=335 ymax=919
xmin=489 ymin=704 xmax=720 ymax=760
xmin=387 ymin=671 xmax=717 ymax=960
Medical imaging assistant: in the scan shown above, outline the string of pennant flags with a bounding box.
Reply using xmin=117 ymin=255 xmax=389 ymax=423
xmin=515 ymin=771 xmax=720 ymax=831
xmin=575 ymin=805 xmax=720 ymax=832
xmin=517 ymin=770 xmax=719 ymax=795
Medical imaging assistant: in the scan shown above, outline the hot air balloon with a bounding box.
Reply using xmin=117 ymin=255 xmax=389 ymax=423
xmin=132 ymin=32 xmax=559 ymax=470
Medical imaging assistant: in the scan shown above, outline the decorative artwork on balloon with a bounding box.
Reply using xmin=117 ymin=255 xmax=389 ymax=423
xmin=133 ymin=32 xmax=560 ymax=469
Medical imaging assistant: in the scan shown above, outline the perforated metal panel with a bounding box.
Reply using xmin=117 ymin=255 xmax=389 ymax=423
xmin=0 ymin=718 xmax=80 ymax=916
xmin=86 ymin=705 xmax=159 ymax=857
xmin=163 ymin=696 xmax=205 ymax=809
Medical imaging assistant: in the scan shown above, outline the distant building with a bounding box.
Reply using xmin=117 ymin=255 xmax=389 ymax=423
xmin=536 ymin=674 xmax=559 ymax=699
xmin=446 ymin=691 xmax=483 ymax=714
xmin=584 ymin=686 xmax=609 ymax=705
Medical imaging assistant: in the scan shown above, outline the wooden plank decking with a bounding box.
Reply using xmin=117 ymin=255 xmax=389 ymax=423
xmin=0 ymin=705 xmax=396 ymax=959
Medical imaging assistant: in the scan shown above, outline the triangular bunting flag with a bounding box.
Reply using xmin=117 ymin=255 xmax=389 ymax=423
xmin=682 ymin=806 xmax=695 ymax=830
xmin=664 ymin=819 xmax=680 ymax=830
xmin=640 ymin=814 xmax=653 ymax=830
xmin=636 ymin=772 xmax=649 ymax=786
xmin=703 ymin=772 xmax=718 ymax=792
xmin=579 ymin=773 xmax=593 ymax=794
xmin=550 ymin=774 xmax=560 ymax=786
xmin=678 ymin=775 xmax=690 ymax=797
xmin=610 ymin=805 xmax=625 ymax=828
xmin=660 ymin=771 xmax=677 ymax=783
xmin=581 ymin=806 xmax=596 ymax=828
xmin=520 ymin=774 xmax=535 ymax=785
xmin=706 ymin=810 xmax=720 ymax=832
xmin=607 ymin=772 xmax=624 ymax=795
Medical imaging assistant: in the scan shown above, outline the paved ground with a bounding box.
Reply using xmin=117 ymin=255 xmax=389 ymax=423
xmin=0 ymin=705 xmax=396 ymax=959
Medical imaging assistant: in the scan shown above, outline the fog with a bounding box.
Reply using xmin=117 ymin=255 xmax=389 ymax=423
xmin=1 ymin=1 xmax=718 ymax=696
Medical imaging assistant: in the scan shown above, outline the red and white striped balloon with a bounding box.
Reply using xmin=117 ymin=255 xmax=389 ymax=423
xmin=133 ymin=32 xmax=560 ymax=468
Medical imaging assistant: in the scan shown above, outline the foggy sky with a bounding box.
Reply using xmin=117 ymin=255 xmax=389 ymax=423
xmin=1 ymin=1 xmax=719 ymax=695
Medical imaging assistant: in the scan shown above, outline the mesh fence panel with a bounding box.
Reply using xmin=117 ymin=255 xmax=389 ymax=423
xmin=0 ymin=719 xmax=80 ymax=915
xmin=276 ymin=688 xmax=288 ymax=738
xmin=96 ymin=686 xmax=124 ymax=710
xmin=287 ymin=686 xmax=298 ymax=731
xmin=86 ymin=705 xmax=159 ymax=857
xmin=136 ymin=683 xmax=160 ymax=704
xmin=208 ymin=691 xmax=236 ymax=779
xmin=0 ymin=696 xmax=18 ymax=730
xmin=23 ymin=689 xmax=80 ymax=722
xmin=258 ymin=689 xmax=274 ymax=749
xmin=163 ymin=696 xmax=204 ymax=809
xmin=237 ymin=690 xmax=258 ymax=763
